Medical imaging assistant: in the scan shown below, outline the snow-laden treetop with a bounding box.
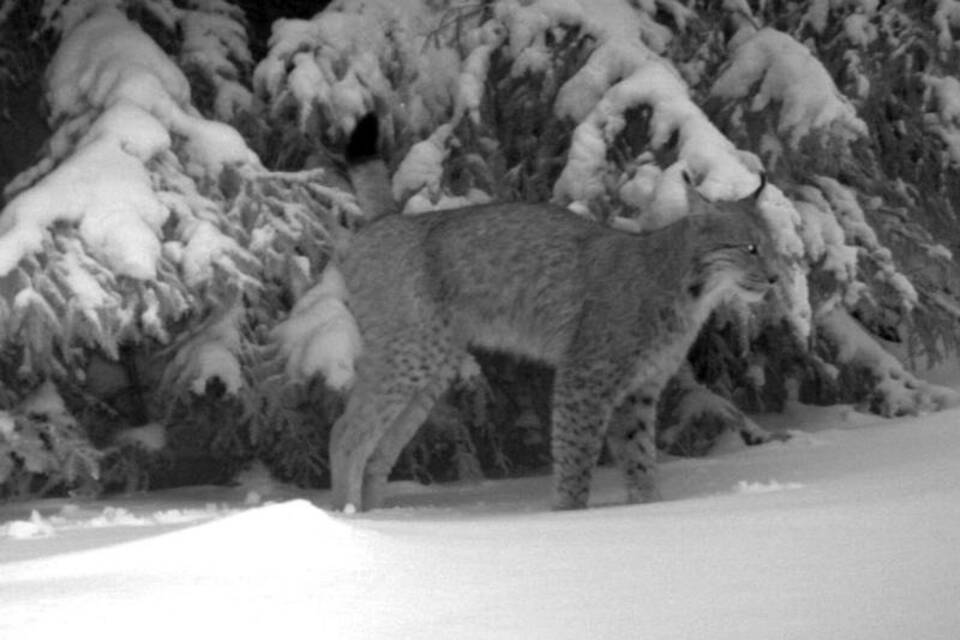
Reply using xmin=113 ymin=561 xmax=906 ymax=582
xmin=0 ymin=3 xmax=257 ymax=281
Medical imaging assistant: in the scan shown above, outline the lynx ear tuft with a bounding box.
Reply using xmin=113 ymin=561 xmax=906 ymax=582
xmin=346 ymin=112 xmax=380 ymax=165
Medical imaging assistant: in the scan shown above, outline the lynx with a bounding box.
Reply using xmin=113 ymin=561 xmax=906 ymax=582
xmin=330 ymin=117 xmax=779 ymax=512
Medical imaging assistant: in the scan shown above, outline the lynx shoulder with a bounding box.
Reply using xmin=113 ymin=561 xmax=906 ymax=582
xmin=329 ymin=118 xmax=779 ymax=511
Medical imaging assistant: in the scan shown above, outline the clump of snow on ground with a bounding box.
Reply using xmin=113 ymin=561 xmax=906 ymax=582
xmin=3 ymin=511 xmax=55 ymax=539
xmin=734 ymin=479 xmax=804 ymax=493
xmin=1 ymin=502 xmax=232 ymax=540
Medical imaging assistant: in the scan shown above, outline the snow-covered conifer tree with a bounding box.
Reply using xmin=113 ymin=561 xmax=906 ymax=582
xmin=0 ymin=0 xmax=358 ymax=495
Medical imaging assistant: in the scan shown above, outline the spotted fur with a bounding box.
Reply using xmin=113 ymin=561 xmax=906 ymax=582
xmin=330 ymin=169 xmax=778 ymax=511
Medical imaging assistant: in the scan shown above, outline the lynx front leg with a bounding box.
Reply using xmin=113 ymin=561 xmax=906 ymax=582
xmin=550 ymin=367 xmax=618 ymax=510
xmin=606 ymin=385 xmax=663 ymax=504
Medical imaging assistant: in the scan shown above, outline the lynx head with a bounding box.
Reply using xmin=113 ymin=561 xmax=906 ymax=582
xmin=683 ymin=173 xmax=780 ymax=305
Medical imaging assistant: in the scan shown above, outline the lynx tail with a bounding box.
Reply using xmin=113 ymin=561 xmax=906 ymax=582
xmin=346 ymin=113 xmax=395 ymax=221
xmin=346 ymin=112 xmax=380 ymax=164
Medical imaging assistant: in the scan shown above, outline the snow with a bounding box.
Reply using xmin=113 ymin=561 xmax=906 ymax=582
xmin=795 ymin=194 xmax=855 ymax=279
xmin=711 ymin=28 xmax=868 ymax=148
xmin=2 ymin=502 xmax=232 ymax=541
xmin=392 ymin=124 xmax=454 ymax=205
xmin=934 ymin=0 xmax=960 ymax=50
xmin=0 ymin=6 xmax=259 ymax=281
xmin=0 ymin=129 xmax=166 ymax=280
xmin=923 ymin=73 xmax=960 ymax=166
xmin=2 ymin=406 xmax=960 ymax=639
xmin=114 ymin=423 xmax=168 ymax=453
xmin=167 ymin=303 xmax=245 ymax=397
xmin=179 ymin=219 xmax=246 ymax=287
xmin=555 ymin=62 xmax=760 ymax=209
xmin=271 ymin=264 xmax=362 ymax=391
xmin=3 ymin=511 xmax=55 ymax=539
xmin=2 ymin=4 xmax=957 ymax=634
xmin=286 ymin=52 xmax=328 ymax=130
xmin=812 ymin=176 xmax=918 ymax=309
xmin=455 ymin=43 xmax=499 ymax=126
xmin=844 ymin=13 xmax=878 ymax=47
xmin=175 ymin=117 xmax=258 ymax=177
xmin=254 ymin=0 xmax=441 ymax=133
xmin=733 ymin=479 xmax=804 ymax=493
xmin=257 ymin=0 xmax=764 ymax=217
xmin=179 ymin=3 xmax=252 ymax=86
xmin=403 ymin=188 xmax=493 ymax=215
xmin=188 ymin=341 xmax=242 ymax=396
xmin=817 ymin=306 xmax=960 ymax=416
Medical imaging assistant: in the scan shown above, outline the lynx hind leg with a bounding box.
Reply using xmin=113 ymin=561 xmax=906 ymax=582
xmin=330 ymin=330 xmax=460 ymax=512
xmin=329 ymin=375 xmax=400 ymax=512
xmin=606 ymin=385 xmax=663 ymax=505
xmin=551 ymin=366 xmax=622 ymax=510
xmin=361 ymin=368 xmax=455 ymax=510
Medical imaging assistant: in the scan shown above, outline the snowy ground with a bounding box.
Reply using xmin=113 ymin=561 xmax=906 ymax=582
xmin=2 ymin=403 xmax=960 ymax=640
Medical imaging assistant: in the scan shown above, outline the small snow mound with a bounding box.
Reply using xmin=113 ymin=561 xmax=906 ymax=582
xmin=198 ymin=500 xmax=366 ymax=555
xmin=2 ymin=510 xmax=55 ymax=539
xmin=236 ymin=499 xmax=344 ymax=528
xmin=735 ymin=480 xmax=804 ymax=494
xmin=151 ymin=509 xmax=218 ymax=525
xmin=89 ymin=507 xmax=151 ymax=528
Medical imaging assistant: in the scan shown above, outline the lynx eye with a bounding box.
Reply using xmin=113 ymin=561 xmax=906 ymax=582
xmin=746 ymin=243 xmax=758 ymax=255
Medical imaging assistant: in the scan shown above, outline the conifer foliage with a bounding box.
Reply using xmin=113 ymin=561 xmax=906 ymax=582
xmin=1 ymin=0 xmax=959 ymax=497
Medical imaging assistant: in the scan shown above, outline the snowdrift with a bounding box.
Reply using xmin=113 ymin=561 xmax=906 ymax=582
xmin=2 ymin=406 xmax=960 ymax=639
